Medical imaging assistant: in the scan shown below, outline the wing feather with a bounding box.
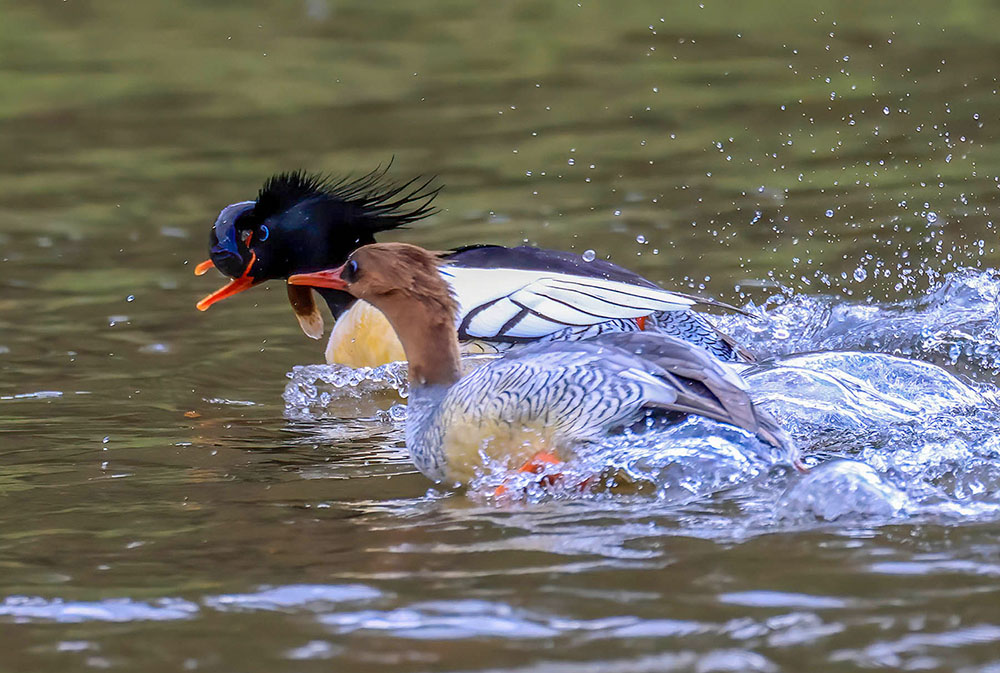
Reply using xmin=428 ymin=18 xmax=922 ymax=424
xmin=443 ymin=266 xmax=714 ymax=341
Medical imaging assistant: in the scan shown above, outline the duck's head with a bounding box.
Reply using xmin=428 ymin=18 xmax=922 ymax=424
xmin=288 ymin=242 xmax=461 ymax=385
xmin=287 ymin=242 xmax=457 ymax=322
xmin=195 ymin=167 xmax=440 ymax=316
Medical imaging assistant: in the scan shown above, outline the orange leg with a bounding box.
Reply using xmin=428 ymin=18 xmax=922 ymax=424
xmin=494 ymin=451 xmax=561 ymax=497
xmin=518 ymin=451 xmax=560 ymax=474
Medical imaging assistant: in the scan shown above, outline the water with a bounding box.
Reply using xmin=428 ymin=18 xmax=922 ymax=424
xmin=4 ymin=1 xmax=1000 ymax=671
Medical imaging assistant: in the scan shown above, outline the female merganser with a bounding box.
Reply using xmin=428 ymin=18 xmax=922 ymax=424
xmin=195 ymin=168 xmax=752 ymax=367
xmin=287 ymin=243 xmax=798 ymax=486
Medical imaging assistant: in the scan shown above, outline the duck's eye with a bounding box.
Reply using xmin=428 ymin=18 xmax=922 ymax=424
xmin=343 ymin=258 xmax=360 ymax=282
xmin=258 ymin=225 xmax=270 ymax=242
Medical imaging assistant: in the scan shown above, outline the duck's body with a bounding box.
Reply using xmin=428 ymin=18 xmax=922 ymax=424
xmin=195 ymin=169 xmax=753 ymax=367
xmin=289 ymin=243 xmax=799 ymax=486
xmin=405 ymin=333 xmax=788 ymax=484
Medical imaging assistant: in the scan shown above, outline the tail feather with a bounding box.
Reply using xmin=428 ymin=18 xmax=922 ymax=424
xmin=588 ymin=332 xmax=801 ymax=466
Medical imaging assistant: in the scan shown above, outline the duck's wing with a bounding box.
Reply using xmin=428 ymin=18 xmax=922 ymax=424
xmin=588 ymin=333 xmax=796 ymax=458
xmin=440 ymin=265 xmax=740 ymax=342
xmin=507 ymin=333 xmax=797 ymax=460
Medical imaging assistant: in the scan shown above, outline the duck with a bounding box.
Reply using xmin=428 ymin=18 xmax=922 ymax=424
xmin=195 ymin=167 xmax=753 ymax=367
xmin=286 ymin=242 xmax=799 ymax=486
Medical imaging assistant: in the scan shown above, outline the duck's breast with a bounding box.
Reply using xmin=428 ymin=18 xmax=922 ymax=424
xmin=325 ymin=300 xmax=406 ymax=368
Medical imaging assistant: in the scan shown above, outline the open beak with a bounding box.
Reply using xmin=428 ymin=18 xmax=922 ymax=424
xmin=196 ymin=252 xmax=259 ymax=311
xmin=288 ymin=265 xmax=348 ymax=291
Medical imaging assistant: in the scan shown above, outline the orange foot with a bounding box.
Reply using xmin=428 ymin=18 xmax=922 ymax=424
xmin=493 ymin=451 xmax=594 ymax=497
xmin=494 ymin=451 xmax=560 ymax=497
xmin=518 ymin=451 xmax=560 ymax=474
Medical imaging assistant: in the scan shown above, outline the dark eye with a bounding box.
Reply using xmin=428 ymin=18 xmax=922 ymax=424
xmin=258 ymin=225 xmax=270 ymax=242
xmin=343 ymin=258 xmax=359 ymax=282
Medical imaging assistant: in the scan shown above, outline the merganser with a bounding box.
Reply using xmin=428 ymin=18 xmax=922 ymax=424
xmin=287 ymin=243 xmax=799 ymax=486
xmin=195 ymin=168 xmax=752 ymax=366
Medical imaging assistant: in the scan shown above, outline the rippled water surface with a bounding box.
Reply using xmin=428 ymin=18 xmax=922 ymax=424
xmin=4 ymin=1 xmax=1000 ymax=671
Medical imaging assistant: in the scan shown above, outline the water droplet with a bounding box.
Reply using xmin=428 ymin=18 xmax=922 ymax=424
xmin=825 ymin=209 xmax=835 ymax=218
xmin=883 ymin=106 xmax=890 ymax=115
xmin=636 ymin=235 xmax=646 ymax=244
xmin=126 ymin=295 xmax=135 ymax=303
xmin=582 ymin=249 xmax=596 ymax=262
xmin=926 ymin=211 xmax=939 ymax=224
xmin=853 ymin=266 xmax=868 ymax=282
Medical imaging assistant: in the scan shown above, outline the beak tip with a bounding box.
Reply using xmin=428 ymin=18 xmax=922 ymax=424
xmin=194 ymin=259 xmax=216 ymax=277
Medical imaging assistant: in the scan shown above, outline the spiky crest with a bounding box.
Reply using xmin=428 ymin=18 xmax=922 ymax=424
xmin=253 ymin=163 xmax=441 ymax=231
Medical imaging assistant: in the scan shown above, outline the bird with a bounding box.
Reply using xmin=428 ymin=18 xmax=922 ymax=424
xmin=287 ymin=242 xmax=800 ymax=486
xmin=194 ymin=167 xmax=753 ymax=368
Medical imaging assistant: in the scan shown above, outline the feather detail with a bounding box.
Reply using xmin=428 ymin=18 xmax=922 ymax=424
xmin=442 ymin=266 xmax=707 ymax=341
xmin=405 ymin=333 xmax=798 ymax=483
xmin=254 ymin=164 xmax=440 ymax=233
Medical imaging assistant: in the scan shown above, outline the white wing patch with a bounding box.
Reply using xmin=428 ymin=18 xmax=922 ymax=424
xmin=440 ymin=266 xmax=701 ymax=341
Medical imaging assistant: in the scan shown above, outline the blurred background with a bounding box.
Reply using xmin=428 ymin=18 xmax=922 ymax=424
xmin=2 ymin=1 xmax=1000 ymax=671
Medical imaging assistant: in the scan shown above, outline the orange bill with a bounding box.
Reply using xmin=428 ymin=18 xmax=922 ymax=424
xmin=287 ymin=265 xmax=347 ymax=291
xmin=196 ymin=252 xmax=257 ymax=311
xmin=194 ymin=259 xmax=215 ymax=276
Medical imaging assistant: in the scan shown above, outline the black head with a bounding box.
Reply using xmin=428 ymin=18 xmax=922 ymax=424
xmin=197 ymin=165 xmax=440 ymax=311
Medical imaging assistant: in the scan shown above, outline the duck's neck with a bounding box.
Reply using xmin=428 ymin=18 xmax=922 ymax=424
xmin=378 ymin=296 xmax=462 ymax=387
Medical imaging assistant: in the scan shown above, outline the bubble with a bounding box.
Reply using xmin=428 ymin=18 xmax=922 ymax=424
xmin=582 ymin=249 xmax=596 ymax=262
xmin=853 ymin=266 xmax=868 ymax=282
xmin=883 ymin=106 xmax=890 ymax=115
xmin=825 ymin=209 xmax=834 ymax=218
xmin=635 ymin=235 xmax=646 ymax=244
xmin=926 ymin=211 xmax=939 ymax=224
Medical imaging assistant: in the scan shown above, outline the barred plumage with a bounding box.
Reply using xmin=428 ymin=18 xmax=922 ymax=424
xmin=406 ymin=332 xmax=795 ymax=484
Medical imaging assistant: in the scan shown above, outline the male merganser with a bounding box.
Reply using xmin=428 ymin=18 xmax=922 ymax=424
xmin=195 ymin=168 xmax=752 ymax=366
xmin=287 ymin=243 xmax=798 ymax=486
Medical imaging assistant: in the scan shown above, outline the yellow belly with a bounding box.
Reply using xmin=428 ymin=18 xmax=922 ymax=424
xmin=439 ymin=420 xmax=561 ymax=484
xmin=324 ymin=301 xmax=505 ymax=368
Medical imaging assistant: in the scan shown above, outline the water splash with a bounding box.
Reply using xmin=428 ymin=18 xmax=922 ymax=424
xmin=720 ymin=267 xmax=1000 ymax=376
xmin=283 ymin=356 xmax=498 ymax=419
xmin=283 ymin=361 xmax=409 ymax=419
